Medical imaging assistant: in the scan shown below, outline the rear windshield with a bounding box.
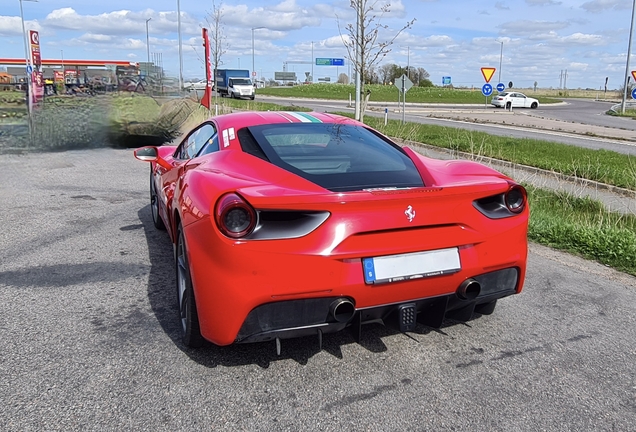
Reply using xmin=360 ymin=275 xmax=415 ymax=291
xmin=242 ymin=123 xmax=424 ymax=192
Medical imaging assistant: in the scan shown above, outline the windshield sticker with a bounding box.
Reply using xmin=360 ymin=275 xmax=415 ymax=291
xmin=222 ymin=129 xmax=229 ymax=148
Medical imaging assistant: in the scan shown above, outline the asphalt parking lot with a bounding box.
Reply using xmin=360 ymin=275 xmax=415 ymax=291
xmin=1 ymin=148 xmax=635 ymax=431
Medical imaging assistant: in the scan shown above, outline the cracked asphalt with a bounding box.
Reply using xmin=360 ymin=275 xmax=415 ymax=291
xmin=1 ymin=148 xmax=635 ymax=431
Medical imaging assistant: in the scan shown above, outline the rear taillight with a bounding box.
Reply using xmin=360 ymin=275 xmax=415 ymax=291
xmin=505 ymin=185 xmax=527 ymax=213
xmin=215 ymin=193 xmax=256 ymax=239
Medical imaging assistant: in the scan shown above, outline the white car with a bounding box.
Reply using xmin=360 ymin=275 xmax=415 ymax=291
xmin=183 ymin=80 xmax=210 ymax=91
xmin=491 ymin=92 xmax=539 ymax=109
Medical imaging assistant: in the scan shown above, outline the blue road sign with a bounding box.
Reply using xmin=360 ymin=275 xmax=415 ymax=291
xmin=482 ymin=83 xmax=493 ymax=97
xmin=632 ymin=88 xmax=636 ymax=100
xmin=26 ymin=65 xmax=33 ymax=75
xmin=442 ymin=76 xmax=451 ymax=85
xmin=496 ymin=82 xmax=505 ymax=92
xmin=315 ymin=58 xmax=345 ymax=66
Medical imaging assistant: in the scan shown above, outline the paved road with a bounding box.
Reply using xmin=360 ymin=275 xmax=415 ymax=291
xmin=533 ymin=98 xmax=636 ymax=130
xmin=1 ymin=148 xmax=635 ymax=431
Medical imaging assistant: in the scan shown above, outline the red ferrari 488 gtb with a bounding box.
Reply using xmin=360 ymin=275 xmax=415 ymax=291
xmin=134 ymin=111 xmax=528 ymax=351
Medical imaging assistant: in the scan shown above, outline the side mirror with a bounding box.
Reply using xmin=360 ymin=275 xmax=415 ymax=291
xmin=134 ymin=146 xmax=158 ymax=162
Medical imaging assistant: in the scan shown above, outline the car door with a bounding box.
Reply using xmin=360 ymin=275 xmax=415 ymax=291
xmin=160 ymin=123 xmax=217 ymax=236
xmin=509 ymin=93 xmax=522 ymax=108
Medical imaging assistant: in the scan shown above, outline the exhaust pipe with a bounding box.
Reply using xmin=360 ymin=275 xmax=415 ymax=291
xmin=457 ymin=279 xmax=481 ymax=301
xmin=329 ymin=298 xmax=355 ymax=323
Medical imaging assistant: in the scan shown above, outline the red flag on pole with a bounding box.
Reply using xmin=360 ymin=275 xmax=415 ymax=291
xmin=200 ymin=28 xmax=212 ymax=109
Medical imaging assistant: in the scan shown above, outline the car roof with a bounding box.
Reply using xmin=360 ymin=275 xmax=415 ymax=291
xmin=211 ymin=111 xmax=361 ymax=131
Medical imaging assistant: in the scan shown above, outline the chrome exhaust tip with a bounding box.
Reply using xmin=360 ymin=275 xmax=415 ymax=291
xmin=329 ymin=298 xmax=355 ymax=323
xmin=457 ymin=279 xmax=481 ymax=301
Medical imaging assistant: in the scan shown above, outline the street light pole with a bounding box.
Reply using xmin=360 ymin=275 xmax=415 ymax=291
xmin=252 ymin=27 xmax=265 ymax=82
xmin=177 ymin=0 xmax=183 ymax=92
xmin=498 ymin=40 xmax=504 ymax=84
xmin=621 ymin=0 xmax=636 ymax=114
xmin=145 ymin=18 xmax=152 ymax=77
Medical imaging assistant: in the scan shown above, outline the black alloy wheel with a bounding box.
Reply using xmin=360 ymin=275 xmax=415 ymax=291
xmin=150 ymin=170 xmax=166 ymax=230
xmin=175 ymin=224 xmax=204 ymax=348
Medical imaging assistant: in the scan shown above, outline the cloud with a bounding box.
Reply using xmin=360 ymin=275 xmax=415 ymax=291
xmin=495 ymin=2 xmax=510 ymax=10
xmin=581 ymin=0 xmax=631 ymax=12
xmin=42 ymin=7 xmax=203 ymax=38
xmin=219 ymin=0 xmax=337 ymax=31
xmin=526 ymin=0 xmax=562 ymax=6
xmin=498 ymin=20 xmax=570 ymax=37
xmin=568 ymin=62 xmax=589 ymax=71
xmin=0 ymin=16 xmax=41 ymax=37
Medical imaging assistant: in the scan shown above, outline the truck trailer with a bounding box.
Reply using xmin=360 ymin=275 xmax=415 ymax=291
xmin=215 ymin=69 xmax=255 ymax=100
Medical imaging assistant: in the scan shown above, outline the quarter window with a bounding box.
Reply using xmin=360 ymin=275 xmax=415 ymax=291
xmin=176 ymin=123 xmax=217 ymax=159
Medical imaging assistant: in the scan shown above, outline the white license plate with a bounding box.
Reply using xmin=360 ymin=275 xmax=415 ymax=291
xmin=363 ymin=248 xmax=461 ymax=284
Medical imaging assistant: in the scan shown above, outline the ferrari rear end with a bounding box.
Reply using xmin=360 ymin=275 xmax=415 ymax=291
xmin=179 ymin=116 xmax=529 ymax=348
xmin=185 ymin=180 xmax=527 ymax=347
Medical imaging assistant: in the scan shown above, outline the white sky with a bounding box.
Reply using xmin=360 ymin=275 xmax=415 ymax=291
xmin=1 ymin=0 xmax=634 ymax=89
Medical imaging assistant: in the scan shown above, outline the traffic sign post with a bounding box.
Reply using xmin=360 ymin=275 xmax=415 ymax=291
xmin=393 ymin=74 xmax=414 ymax=124
xmin=481 ymin=67 xmax=496 ymax=83
xmin=482 ymin=83 xmax=493 ymax=107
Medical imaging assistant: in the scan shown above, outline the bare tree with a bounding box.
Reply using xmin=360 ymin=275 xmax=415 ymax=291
xmin=378 ymin=63 xmax=394 ymax=84
xmin=338 ymin=0 xmax=415 ymax=120
xmin=206 ymin=1 xmax=227 ymax=109
xmin=338 ymin=73 xmax=350 ymax=84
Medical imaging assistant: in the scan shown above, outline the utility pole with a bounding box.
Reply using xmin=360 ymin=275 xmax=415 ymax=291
xmin=354 ymin=0 xmax=362 ymax=121
xmin=177 ymin=0 xmax=183 ymax=92
xmin=145 ymin=18 xmax=152 ymax=77
xmin=621 ymin=0 xmax=636 ymax=113
xmin=498 ymin=41 xmax=503 ymax=84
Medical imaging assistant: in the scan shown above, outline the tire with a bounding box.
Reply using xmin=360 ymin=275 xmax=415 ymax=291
xmin=250 ymin=96 xmax=255 ymax=100
xmin=176 ymin=224 xmax=204 ymax=348
xmin=531 ymin=102 xmax=538 ymax=109
xmin=150 ymin=169 xmax=165 ymax=230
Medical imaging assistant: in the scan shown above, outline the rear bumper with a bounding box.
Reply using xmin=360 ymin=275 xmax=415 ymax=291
xmin=183 ymin=212 xmax=528 ymax=346
xmin=236 ymin=267 xmax=519 ymax=343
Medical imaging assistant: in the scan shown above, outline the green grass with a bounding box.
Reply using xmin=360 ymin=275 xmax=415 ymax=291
xmin=353 ymin=115 xmax=636 ymax=191
xmin=527 ymin=186 xmax=636 ymax=276
xmin=607 ymin=108 xmax=636 ymax=118
xmin=258 ymin=83 xmax=561 ymax=105
xmin=211 ymin=95 xmax=311 ymax=112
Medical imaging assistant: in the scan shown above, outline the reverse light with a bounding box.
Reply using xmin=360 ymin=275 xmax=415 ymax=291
xmin=215 ymin=193 xmax=256 ymax=239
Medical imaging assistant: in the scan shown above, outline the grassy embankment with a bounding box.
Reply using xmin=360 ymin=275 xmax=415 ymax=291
xmin=258 ymin=83 xmax=561 ymax=105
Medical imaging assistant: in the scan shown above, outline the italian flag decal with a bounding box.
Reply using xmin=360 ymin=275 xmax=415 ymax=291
xmin=276 ymin=112 xmax=323 ymax=123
